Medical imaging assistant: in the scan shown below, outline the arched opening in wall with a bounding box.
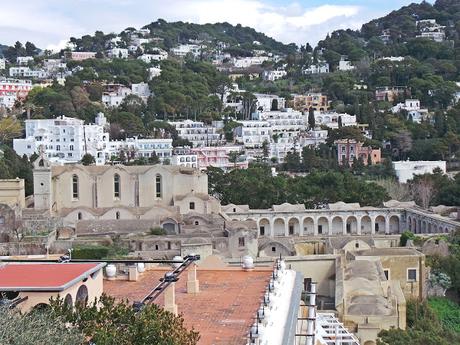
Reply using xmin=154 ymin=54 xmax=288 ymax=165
xmin=64 ymin=293 xmax=73 ymax=307
xmin=412 ymin=218 xmax=417 ymax=233
xmin=445 ymin=227 xmax=450 ymax=233
xmin=407 ymin=216 xmax=412 ymax=231
xmin=364 ymin=341 xmax=376 ymax=345
xmin=427 ymin=223 xmax=432 ymax=234
xmin=303 ymin=217 xmax=314 ymax=235
xmin=271 ymin=99 xmax=278 ymax=111
xmin=361 ymin=216 xmax=372 ymax=234
xmin=317 ymin=217 xmax=329 ymax=235
xmin=421 ymin=221 xmax=427 ymax=234
xmin=273 ymin=218 xmax=285 ymax=237
xmin=259 ymin=218 xmax=270 ymax=237
xmin=75 ymin=285 xmax=89 ymax=307
xmin=288 ymin=217 xmax=300 ymax=236
xmin=417 ymin=220 xmax=422 ymax=234
xmin=389 ymin=216 xmax=400 ymax=234
xmin=346 ymin=216 xmax=358 ymax=234
xmin=32 ymin=303 xmax=49 ymax=312
xmin=433 ymin=224 xmax=438 ymax=233
xmin=161 ymin=220 xmax=178 ymax=235
xmin=38 ymin=159 xmax=44 ymax=167
xmin=374 ymin=215 xmax=386 ymax=234
xmin=0 ymin=291 xmax=19 ymax=300
xmin=332 ymin=216 xmax=344 ymax=235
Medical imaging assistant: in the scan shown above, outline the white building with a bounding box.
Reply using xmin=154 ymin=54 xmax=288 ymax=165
xmin=169 ymin=120 xmax=223 ymax=147
xmin=314 ymin=111 xmax=357 ymax=129
xmin=9 ymin=67 xmax=46 ymax=79
xmin=303 ymin=63 xmax=330 ymax=74
xmin=338 ymin=58 xmax=355 ymax=71
xmin=108 ymin=48 xmax=129 ymax=59
xmin=254 ymin=93 xmax=286 ymax=112
xmin=107 ymin=137 xmax=172 ymax=162
xmin=16 ymin=56 xmax=34 ymax=66
xmin=148 ymin=67 xmax=162 ymax=80
xmin=262 ymin=70 xmax=287 ymax=81
xmin=0 ymin=58 xmax=5 ymax=70
xmin=260 ymin=109 xmax=305 ymax=136
xmin=102 ymin=84 xmax=132 ymax=107
xmin=131 ymin=82 xmax=151 ymax=101
xmin=171 ymin=147 xmax=199 ymax=169
xmin=234 ymin=120 xmax=272 ymax=148
xmin=233 ymin=56 xmax=270 ymax=68
xmin=138 ymin=50 xmax=168 ymax=63
xmin=379 ymin=56 xmax=405 ymax=62
xmin=392 ymin=99 xmax=429 ymax=123
xmin=416 ymin=19 xmax=445 ymax=42
xmin=171 ymin=44 xmax=201 ymax=58
xmin=70 ymin=52 xmax=97 ymax=61
xmin=13 ymin=113 xmax=110 ymax=165
xmin=393 ymin=160 xmax=447 ymax=183
xmin=43 ymin=59 xmax=68 ymax=77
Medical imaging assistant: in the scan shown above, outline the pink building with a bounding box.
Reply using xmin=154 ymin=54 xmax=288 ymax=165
xmin=191 ymin=146 xmax=248 ymax=171
xmin=336 ymin=139 xmax=381 ymax=166
xmin=70 ymin=52 xmax=97 ymax=61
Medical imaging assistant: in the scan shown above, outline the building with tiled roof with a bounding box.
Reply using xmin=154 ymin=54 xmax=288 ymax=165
xmin=0 ymin=262 xmax=105 ymax=312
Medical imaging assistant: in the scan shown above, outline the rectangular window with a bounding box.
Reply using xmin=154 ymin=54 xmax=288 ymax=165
xmin=408 ymin=269 xmax=417 ymax=281
xmin=318 ymin=225 xmax=323 ymax=234
xmin=260 ymin=226 xmax=265 ymax=236
xmin=238 ymin=237 xmax=245 ymax=247
xmin=189 ymin=202 xmax=195 ymax=210
xmin=384 ymin=270 xmax=390 ymax=280
xmin=289 ymin=225 xmax=294 ymax=235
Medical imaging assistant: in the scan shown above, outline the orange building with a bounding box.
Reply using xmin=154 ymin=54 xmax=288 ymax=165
xmin=292 ymin=93 xmax=330 ymax=112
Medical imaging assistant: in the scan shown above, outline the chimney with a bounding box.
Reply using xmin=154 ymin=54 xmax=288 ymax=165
xmin=164 ymin=283 xmax=178 ymax=316
xmin=128 ymin=265 xmax=139 ymax=281
xmin=187 ymin=263 xmax=200 ymax=294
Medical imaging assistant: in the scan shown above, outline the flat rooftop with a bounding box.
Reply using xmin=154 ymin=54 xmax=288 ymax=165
xmin=0 ymin=263 xmax=104 ymax=291
xmin=353 ymin=248 xmax=423 ymax=257
xmin=104 ymin=267 xmax=272 ymax=345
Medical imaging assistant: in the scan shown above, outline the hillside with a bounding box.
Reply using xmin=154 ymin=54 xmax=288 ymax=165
xmin=68 ymin=19 xmax=297 ymax=57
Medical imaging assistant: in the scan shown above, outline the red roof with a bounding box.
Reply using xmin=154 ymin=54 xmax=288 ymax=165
xmin=0 ymin=263 xmax=103 ymax=291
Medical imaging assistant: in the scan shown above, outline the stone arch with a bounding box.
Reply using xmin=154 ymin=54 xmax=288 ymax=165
xmin=364 ymin=341 xmax=376 ymax=345
xmin=361 ymin=216 xmax=372 ymax=234
xmin=374 ymin=215 xmax=386 ymax=234
xmin=346 ymin=216 xmax=358 ymax=234
xmin=75 ymin=285 xmax=89 ymax=306
xmin=332 ymin=216 xmax=344 ymax=235
xmin=258 ymin=218 xmax=271 ymax=237
xmin=287 ymin=217 xmax=301 ymax=236
xmin=302 ymin=217 xmax=314 ymax=235
xmin=407 ymin=216 xmax=412 ymax=231
xmin=259 ymin=241 xmax=292 ymax=257
xmin=273 ymin=218 xmax=286 ymax=237
xmin=433 ymin=224 xmax=438 ymax=233
xmin=389 ymin=215 xmax=400 ymax=234
xmin=161 ymin=218 xmax=179 ymax=235
xmin=32 ymin=303 xmax=49 ymax=311
xmin=317 ymin=217 xmax=329 ymax=235
xmin=421 ymin=220 xmax=427 ymax=234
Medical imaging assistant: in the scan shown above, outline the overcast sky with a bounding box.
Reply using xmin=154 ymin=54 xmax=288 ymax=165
xmin=0 ymin=0 xmax=431 ymax=50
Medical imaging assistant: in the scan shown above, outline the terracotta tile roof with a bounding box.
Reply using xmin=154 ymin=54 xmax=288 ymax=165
xmin=0 ymin=263 xmax=104 ymax=291
xmin=104 ymin=267 xmax=272 ymax=345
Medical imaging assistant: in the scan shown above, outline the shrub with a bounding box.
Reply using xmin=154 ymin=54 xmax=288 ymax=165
xmin=400 ymin=230 xmax=416 ymax=246
xmin=72 ymin=245 xmax=109 ymax=259
xmin=150 ymin=227 xmax=166 ymax=236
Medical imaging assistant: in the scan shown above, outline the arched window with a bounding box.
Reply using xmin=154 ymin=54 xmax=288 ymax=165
xmin=115 ymin=211 xmax=120 ymax=220
xmin=72 ymin=174 xmax=79 ymax=199
xmin=155 ymin=174 xmax=162 ymax=198
xmin=114 ymin=174 xmax=120 ymax=198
